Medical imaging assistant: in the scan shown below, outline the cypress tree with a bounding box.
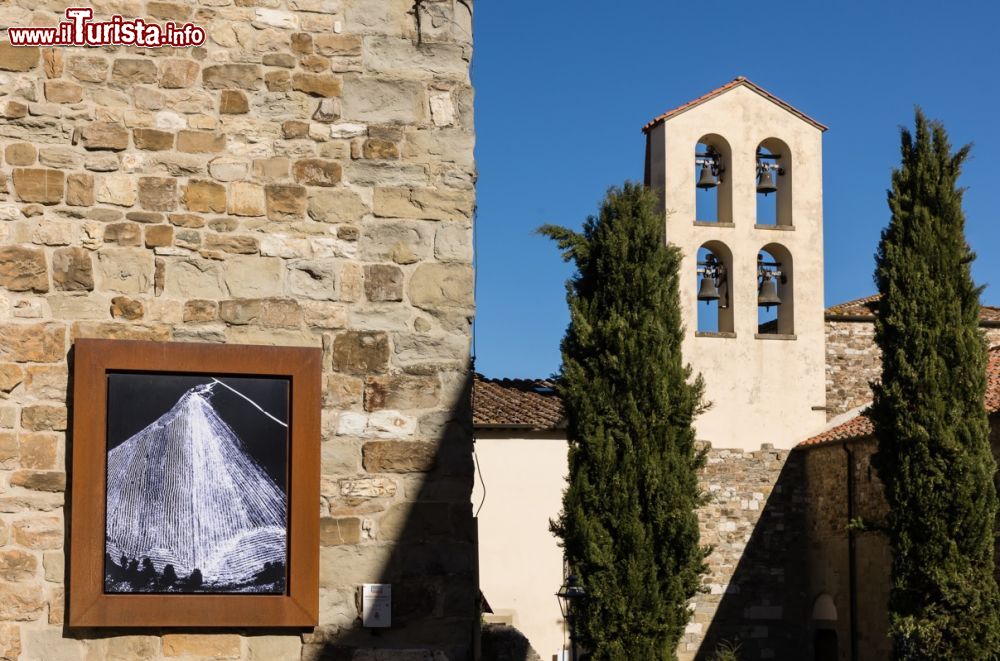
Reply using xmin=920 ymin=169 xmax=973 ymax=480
xmin=871 ymin=109 xmax=1000 ymax=659
xmin=540 ymin=182 xmax=707 ymax=659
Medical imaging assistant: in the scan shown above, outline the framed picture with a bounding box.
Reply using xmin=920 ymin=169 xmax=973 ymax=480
xmin=68 ymin=339 xmax=321 ymax=628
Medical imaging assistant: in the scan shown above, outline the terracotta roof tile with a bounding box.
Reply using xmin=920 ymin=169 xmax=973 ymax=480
xmin=826 ymin=293 xmax=1000 ymax=324
xmin=473 ymin=374 xmax=565 ymax=431
xmin=642 ymin=76 xmax=828 ymax=134
xmin=800 ymin=346 xmax=1000 ymax=447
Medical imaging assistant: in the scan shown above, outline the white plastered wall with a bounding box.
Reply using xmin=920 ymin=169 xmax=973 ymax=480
xmin=473 ymin=431 xmax=569 ymax=660
xmin=647 ymin=84 xmax=828 ymax=449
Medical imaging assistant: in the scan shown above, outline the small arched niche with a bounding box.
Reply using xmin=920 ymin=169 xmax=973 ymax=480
xmin=756 ymin=243 xmax=793 ymax=336
xmin=696 ymin=241 xmax=734 ymax=334
xmin=694 ymin=134 xmax=733 ymax=225
xmin=755 ymin=137 xmax=792 ymax=227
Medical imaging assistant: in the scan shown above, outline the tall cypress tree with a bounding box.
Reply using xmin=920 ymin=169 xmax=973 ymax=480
xmin=871 ymin=109 xmax=1000 ymax=659
xmin=540 ymin=182 xmax=707 ymax=659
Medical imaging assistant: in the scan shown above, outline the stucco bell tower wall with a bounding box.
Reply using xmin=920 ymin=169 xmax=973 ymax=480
xmin=646 ymin=83 xmax=827 ymax=450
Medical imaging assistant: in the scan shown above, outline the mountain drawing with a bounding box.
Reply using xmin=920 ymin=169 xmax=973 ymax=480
xmin=105 ymin=381 xmax=287 ymax=590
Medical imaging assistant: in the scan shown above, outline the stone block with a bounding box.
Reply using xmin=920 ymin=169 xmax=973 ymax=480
xmin=0 ymin=623 xmax=20 ymax=660
xmin=51 ymin=247 xmax=92 ymax=292
xmin=5 ymin=144 xmax=35 ymax=166
xmin=332 ymin=331 xmax=390 ymax=375
xmin=246 ymin=636 xmax=300 ymax=661
xmin=162 ymin=634 xmax=240 ymax=658
xmin=81 ymin=122 xmax=129 ymax=151
xmin=11 ymin=516 xmax=62 ymax=547
xmin=159 ymin=59 xmax=200 ymax=88
xmin=307 ymin=188 xmax=369 ymax=223
xmin=138 ymin=176 xmax=178 ymax=211
xmin=133 ymin=128 xmax=174 ymax=151
xmin=12 ymin=169 xmax=64 ymax=205
xmin=209 ymin=158 xmax=250 ymax=182
xmin=341 ymin=77 xmax=424 ymax=124
xmin=103 ymin=222 xmax=142 ymax=246
xmin=145 ymin=225 xmax=174 ymax=248
xmin=183 ymin=180 xmax=227 ymax=213
xmin=177 ymin=130 xmax=226 ymax=154
xmin=0 ymin=365 xmax=23 ymax=394
xmin=288 ymin=260 xmax=336 ymax=300
xmin=0 ymin=582 xmax=43 ymax=621
xmin=202 ymin=64 xmax=261 ymax=90
xmin=66 ymin=173 xmax=94 ymax=207
xmin=112 ymin=58 xmax=158 ymax=85
xmin=320 ymin=517 xmax=361 ymax=546
xmin=364 ymin=374 xmax=440 ymax=411
xmin=220 ymin=90 xmax=249 ymax=114
xmin=409 ymin=263 xmax=473 ymax=310
xmin=292 ymin=159 xmax=342 ymax=187
xmin=374 ymin=187 xmax=474 ymax=222
xmin=219 ymin=298 xmax=301 ymax=328
xmin=265 ymin=184 xmax=307 ymax=220
xmin=110 ymin=296 xmax=144 ymax=320
xmin=435 ymin=224 xmax=473 ymax=262
xmin=0 ymin=324 xmax=65 ymax=363
xmin=18 ymin=433 xmax=57 ymax=469
xmin=363 ymin=138 xmax=399 ymax=160
xmin=21 ymin=405 xmax=66 ymax=432
xmin=362 ymin=441 xmax=437 ymax=473
xmin=292 ymin=73 xmax=342 ymax=97
xmin=364 ymin=264 xmax=403 ymax=302
xmin=96 ymin=175 xmax=137 ymax=207
xmin=265 ymin=70 xmax=291 ymax=92
xmin=0 ymin=549 xmax=37 ymax=581
xmin=96 ymin=248 xmax=155 ymax=294
xmin=228 ymin=182 xmax=266 ymax=217
xmin=223 ymin=257 xmax=284 ymax=298
xmin=0 ymin=247 xmax=48 ymax=293
xmin=166 ymin=259 xmax=226 ymax=299
xmin=0 ymin=43 xmax=39 ymax=72
xmin=183 ymin=299 xmax=218 ymax=322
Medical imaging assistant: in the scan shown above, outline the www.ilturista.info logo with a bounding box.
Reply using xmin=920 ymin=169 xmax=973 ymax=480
xmin=7 ymin=8 xmax=206 ymax=48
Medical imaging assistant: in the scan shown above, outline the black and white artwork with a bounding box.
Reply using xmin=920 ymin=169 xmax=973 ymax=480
xmin=103 ymin=373 xmax=289 ymax=594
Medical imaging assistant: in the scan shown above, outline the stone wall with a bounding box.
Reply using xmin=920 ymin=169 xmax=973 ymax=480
xmin=0 ymin=0 xmax=476 ymax=659
xmin=825 ymin=319 xmax=1000 ymax=419
xmin=682 ymin=444 xmax=808 ymax=661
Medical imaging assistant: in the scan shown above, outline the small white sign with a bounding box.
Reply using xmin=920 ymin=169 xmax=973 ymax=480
xmin=362 ymin=583 xmax=391 ymax=628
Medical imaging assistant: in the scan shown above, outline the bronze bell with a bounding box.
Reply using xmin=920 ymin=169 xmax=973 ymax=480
xmin=757 ymin=168 xmax=777 ymax=195
xmin=698 ymin=275 xmax=720 ymax=302
xmin=696 ymin=163 xmax=718 ymax=190
xmin=758 ymin=276 xmax=781 ymax=308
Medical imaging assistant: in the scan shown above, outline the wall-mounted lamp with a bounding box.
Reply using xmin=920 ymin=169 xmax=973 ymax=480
xmin=556 ymin=574 xmax=585 ymax=661
xmin=697 ymin=253 xmax=728 ymax=308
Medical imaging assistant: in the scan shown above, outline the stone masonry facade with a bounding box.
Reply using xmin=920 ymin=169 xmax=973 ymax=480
xmin=826 ymin=319 xmax=1000 ymax=419
xmin=0 ymin=0 xmax=476 ymax=659
xmin=680 ymin=445 xmax=807 ymax=660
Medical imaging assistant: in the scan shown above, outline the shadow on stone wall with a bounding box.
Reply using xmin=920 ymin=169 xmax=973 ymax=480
xmin=303 ymin=369 xmax=479 ymax=660
xmin=696 ymin=450 xmax=809 ymax=661
xmin=480 ymin=624 xmax=542 ymax=661
xmin=63 ymin=357 xmax=480 ymax=660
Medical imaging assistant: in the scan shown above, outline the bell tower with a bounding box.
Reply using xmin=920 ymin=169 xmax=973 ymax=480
xmin=643 ymin=77 xmax=828 ymax=450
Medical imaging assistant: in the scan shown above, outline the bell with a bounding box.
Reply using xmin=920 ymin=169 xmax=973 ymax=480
xmin=757 ymin=168 xmax=777 ymax=195
xmin=696 ymin=163 xmax=718 ymax=190
xmin=698 ymin=276 xmax=720 ymax=302
xmin=758 ymin=276 xmax=781 ymax=308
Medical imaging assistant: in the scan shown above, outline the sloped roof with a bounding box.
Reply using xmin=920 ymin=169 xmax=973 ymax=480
xmin=473 ymin=374 xmax=565 ymax=431
xmin=826 ymin=294 xmax=1000 ymax=324
xmin=800 ymin=346 xmax=1000 ymax=448
xmin=642 ymin=76 xmax=828 ymax=134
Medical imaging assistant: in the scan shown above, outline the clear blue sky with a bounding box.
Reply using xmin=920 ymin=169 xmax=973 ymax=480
xmin=471 ymin=1 xmax=1000 ymax=379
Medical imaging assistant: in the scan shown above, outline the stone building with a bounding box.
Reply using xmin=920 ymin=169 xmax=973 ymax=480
xmin=0 ymin=0 xmax=476 ymax=659
xmin=471 ymin=78 xmax=1000 ymax=660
